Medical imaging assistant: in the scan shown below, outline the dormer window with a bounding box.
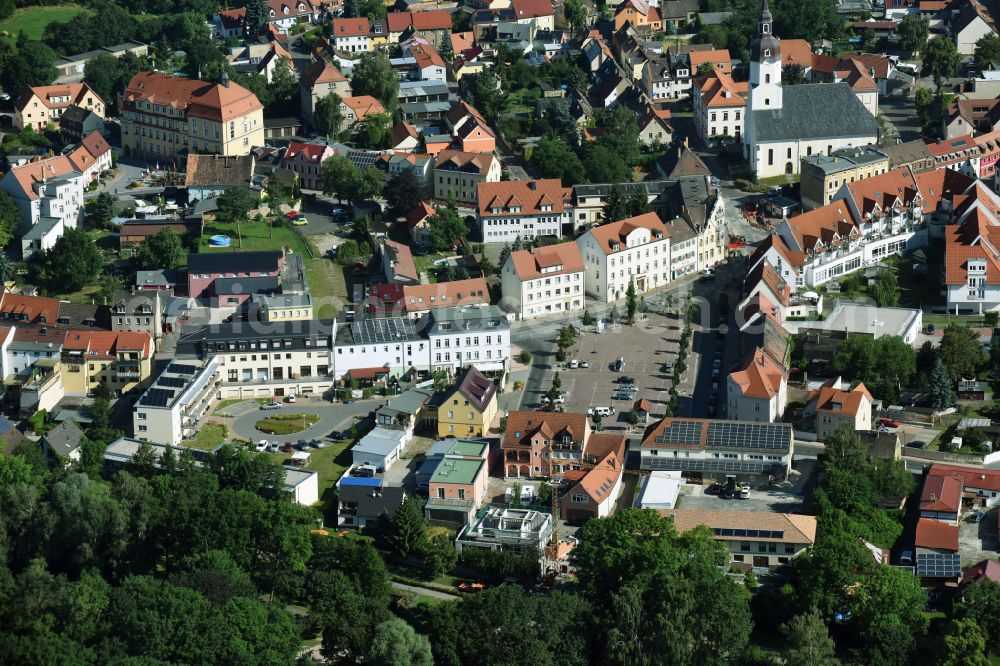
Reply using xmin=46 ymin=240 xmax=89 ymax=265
xmin=763 ymin=49 xmax=770 ymax=57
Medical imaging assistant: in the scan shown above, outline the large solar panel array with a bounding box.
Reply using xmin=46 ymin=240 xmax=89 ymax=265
xmin=351 ymin=318 xmax=416 ymax=344
xmin=706 ymin=422 xmax=790 ymax=451
xmin=139 ymin=388 xmax=176 ymax=407
xmin=713 ymin=528 xmax=785 ymax=539
xmin=157 ymin=376 xmax=188 ymax=388
xmin=166 ymin=363 xmax=197 ymax=376
xmin=643 ymin=457 xmax=783 ymax=475
xmin=347 ymin=150 xmax=380 ymax=170
xmin=916 ymin=553 xmax=961 ymax=578
xmin=653 ymin=420 xmax=704 ymax=446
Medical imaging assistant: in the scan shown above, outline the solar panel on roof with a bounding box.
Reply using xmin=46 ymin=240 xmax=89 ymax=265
xmin=706 ymin=421 xmax=790 ymax=450
xmin=654 ymin=419 xmax=703 ymax=445
xmin=166 ymin=363 xmax=197 ymax=376
xmin=643 ymin=457 xmax=783 ymax=475
xmin=158 ymin=376 xmax=187 ymax=388
xmin=139 ymin=388 xmax=176 ymax=407
xmin=916 ymin=553 xmax=960 ymax=578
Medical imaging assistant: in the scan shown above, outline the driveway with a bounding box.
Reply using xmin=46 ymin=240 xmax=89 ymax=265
xmin=677 ymin=458 xmax=815 ymax=511
xmin=230 ymin=401 xmax=376 ymax=442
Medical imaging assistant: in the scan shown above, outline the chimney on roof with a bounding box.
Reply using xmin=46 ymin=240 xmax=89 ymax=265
xmin=220 ymin=69 xmax=230 ymax=88
xmin=529 ymin=181 xmax=537 ymax=190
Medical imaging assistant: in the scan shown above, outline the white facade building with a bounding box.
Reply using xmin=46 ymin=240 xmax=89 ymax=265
xmin=501 ymin=242 xmax=585 ymax=320
xmin=133 ymin=357 xmax=223 ymax=445
xmin=0 ymin=155 xmax=85 ymax=258
xmin=726 ymin=347 xmax=788 ymax=422
xmin=576 ymin=212 xmax=672 ymax=302
xmin=477 ymin=179 xmax=573 ymax=243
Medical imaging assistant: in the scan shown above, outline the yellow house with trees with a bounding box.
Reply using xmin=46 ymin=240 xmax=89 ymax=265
xmin=436 ymin=366 xmax=498 ymax=438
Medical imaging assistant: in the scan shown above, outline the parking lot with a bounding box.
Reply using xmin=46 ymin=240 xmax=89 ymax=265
xmin=519 ymin=311 xmax=687 ymax=430
xmin=675 ymin=459 xmax=816 ymax=513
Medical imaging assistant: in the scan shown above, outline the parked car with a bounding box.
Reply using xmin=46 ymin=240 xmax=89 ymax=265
xmin=618 ymin=376 xmax=636 ymax=384
xmin=662 ymin=363 xmax=673 ymax=373
xmin=712 ymin=359 xmax=721 ymax=369
xmin=877 ymin=417 xmax=901 ymax=429
xmin=286 ymin=394 xmax=296 ymax=403
xmin=613 ymin=356 xmax=625 ymax=372
xmin=926 ymin=323 xmax=936 ymax=334
xmin=260 ymin=401 xmax=281 ymax=410
xmin=326 ymin=248 xmax=337 ymax=260
xmin=292 ymin=216 xmax=308 ymax=226
xmin=542 ymin=395 xmax=567 ymax=404
xmin=968 ymin=511 xmax=984 ymax=523
xmin=579 ymin=360 xmax=590 ymax=368
xmin=296 ymin=439 xmax=309 ymax=450
xmin=310 ymin=439 xmax=327 ymax=448
xmin=255 ymin=440 xmax=269 ymax=452
xmin=619 ymin=384 xmax=638 ymax=392
xmin=589 ymin=406 xmax=614 ymax=417
xmin=712 ymin=368 xmax=720 ymax=378
xmin=612 ymin=391 xmax=636 ymax=400
xmin=280 ymin=443 xmax=293 ymax=453
xmin=739 ymin=485 xmax=750 ymax=500
xmin=329 ymin=430 xmax=347 ymax=440
xmin=569 ymin=359 xmax=580 ymax=368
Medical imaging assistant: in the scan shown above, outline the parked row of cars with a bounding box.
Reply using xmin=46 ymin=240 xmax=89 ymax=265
xmin=254 ymin=438 xmax=328 ymax=453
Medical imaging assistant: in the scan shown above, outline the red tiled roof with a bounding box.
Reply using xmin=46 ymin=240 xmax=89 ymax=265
xmin=435 ymin=149 xmax=497 ymax=176
xmin=15 ymin=82 xmax=103 ymax=113
xmin=503 ymin=411 xmax=588 ymax=449
xmin=0 ymin=293 xmax=60 ymax=325
xmin=124 ymin=72 xmax=262 ymax=122
xmin=916 ymin=517 xmax=959 ymax=551
xmin=782 ymin=202 xmax=856 ymax=253
xmin=285 ymin=142 xmax=331 ymax=163
xmin=384 ymin=240 xmax=417 ymax=282
xmin=779 ymin=39 xmax=813 ymax=68
xmin=688 ymin=49 xmax=732 ymax=73
xmin=928 ymin=464 xmax=1000 ymax=493
xmin=811 ymin=383 xmax=872 ymax=416
xmin=347 ymin=367 xmax=390 ymax=379
xmin=62 ymin=330 xmax=152 ymax=359
xmin=729 ymin=347 xmax=786 ymax=400
xmin=400 ymin=278 xmax=490 ymax=311
xmin=920 ymin=473 xmax=963 ymax=513
xmin=512 ymin=0 xmax=554 ymax=18
xmin=697 ymin=69 xmax=747 ymax=108
xmin=341 ymin=95 xmax=386 ymax=120
xmin=963 ymin=559 xmax=1000 ymax=585
xmin=571 ymin=433 xmax=626 ymax=504
xmin=584 ymin=212 xmax=669 ymax=255
xmin=299 ymin=59 xmax=347 ymax=87
xmin=387 ymin=9 xmax=452 ymax=32
xmin=7 ymin=156 xmax=77 ymax=201
xmin=478 ymin=179 xmax=571 ymax=217
xmin=331 ymin=17 xmax=370 ymax=36
xmin=508 ymin=242 xmax=584 ymax=280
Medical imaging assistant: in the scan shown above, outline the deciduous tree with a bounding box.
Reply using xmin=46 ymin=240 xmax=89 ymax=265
xmin=899 ymin=14 xmax=930 ymax=54
xmin=367 ymin=618 xmax=433 ymax=666
xmin=350 ymin=52 xmax=399 ymax=112
xmin=782 ymin=607 xmax=838 ymax=666
xmin=133 ymin=228 xmax=186 ymax=271
xmin=937 ymin=324 xmax=984 ymax=382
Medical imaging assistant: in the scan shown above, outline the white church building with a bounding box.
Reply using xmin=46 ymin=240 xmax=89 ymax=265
xmin=742 ymin=0 xmax=879 ymax=179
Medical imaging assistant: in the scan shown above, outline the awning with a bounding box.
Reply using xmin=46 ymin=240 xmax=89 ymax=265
xmin=472 ymin=361 xmax=505 ymax=372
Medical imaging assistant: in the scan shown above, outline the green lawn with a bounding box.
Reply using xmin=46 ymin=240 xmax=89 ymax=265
xmin=0 ymin=4 xmax=92 ymax=41
xmin=182 ymin=423 xmax=227 ymax=451
xmin=305 ymin=440 xmax=352 ymax=498
xmin=198 ymin=220 xmax=347 ymax=305
xmin=255 ymin=413 xmax=320 ymax=435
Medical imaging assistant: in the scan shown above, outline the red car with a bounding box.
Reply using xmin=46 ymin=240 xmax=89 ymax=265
xmin=280 ymin=442 xmax=293 ymax=453
xmin=877 ymin=418 xmax=900 ymax=429
xmin=284 ymin=210 xmax=300 ymax=219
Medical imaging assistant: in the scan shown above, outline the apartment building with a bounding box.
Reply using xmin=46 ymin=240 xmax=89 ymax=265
xmin=800 ymin=145 xmax=889 ymax=210
xmin=110 ymin=290 xmax=163 ymax=342
xmin=14 ymin=82 xmax=105 ymax=131
xmin=369 ymin=279 xmax=491 ymax=318
xmin=726 ymin=347 xmax=788 ymax=422
xmin=944 ymin=179 xmax=1000 ymax=314
xmin=120 ymin=72 xmax=264 ymax=162
xmin=298 ymin=60 xmax=352 ymax=127
xmin=640 ymin=417 xmax=794 ymax=487
xmin=576 ymin=212 xmax=672 ymax=303
xmin=502 ymin=411 xmax=591 ymax=479
xmin=133 ymin=358 xmax=223 ymax=444
xmin=805 ymin=378 xmax=873 ymax=440
xmin=641 ymin=53 xmax=690 ymax=101
xmin=666 ymin=509 xmax=817 ymax=568
xmin=478 ymin=179 xmax=573 ymax=243
xmin=424 ymin=454 xmax=489 ymax=525
xmin=0 ymin=155 xmax=85 ymax=258
xmin=255 ymin=293 xmax=313 ymax=322
xmin=281 ymin=142 xmax=337 ymax=191
xmin=330 ymin=18 xmax=371 ymax=52
xmin=693 ymin=69 xmax=746 ymax=143
xmin=560 ymin=433 xmax=627 ymax=523
xmin=187 ymin=251 xmax=284 ymax=301
xmin=433 ymin=150 xmax=501 ymax=204
xmin=60 ymin=330 xmax=153 ymax=396
xmin=435 ymin=366 xmax=498 ymax=438
xmin=331 ymin=305 xmax=510 ymax=379
xmin=501 ymin=242 xmax=585 ymax=320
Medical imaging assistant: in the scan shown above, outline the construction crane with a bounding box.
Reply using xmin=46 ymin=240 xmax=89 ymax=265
xmin=545 ymin=455 xmax=653 ymax=554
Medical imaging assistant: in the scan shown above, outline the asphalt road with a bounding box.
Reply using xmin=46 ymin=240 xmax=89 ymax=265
xmin=230 ymin=401 xmax=375 ymax=443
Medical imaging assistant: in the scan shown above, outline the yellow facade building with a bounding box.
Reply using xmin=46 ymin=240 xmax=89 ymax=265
xmin=255 ymin=293 xmax=313 ymax=322
xmin=435 ymin=366 xmax=498 ymax=438
xmin=120 ymin=71 xmax=264 ymax=163
xmin=60 ymin=331 xmax=154 ymax=396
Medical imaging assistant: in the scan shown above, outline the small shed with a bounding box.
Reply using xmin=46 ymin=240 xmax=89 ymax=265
xmin=291 ymin=450 xmax=311 ymax=467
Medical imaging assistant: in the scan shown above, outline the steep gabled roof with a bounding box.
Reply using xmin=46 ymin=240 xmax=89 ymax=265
xmin=509 ymin=242 xmax=584 ymax=280
xmin=451 ymin=366 xmax=498 ymax=411
xmin=810 ymin=383 xmax=872 ymax=416
xmin=503 ymin=411 xmax=588 ymax=448
xmin=728 ymin=347 xmax=787 ymax=400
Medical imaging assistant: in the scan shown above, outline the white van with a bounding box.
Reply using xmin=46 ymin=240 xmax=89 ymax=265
xmin=589 ymin=406 xmax=614 ymax=417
